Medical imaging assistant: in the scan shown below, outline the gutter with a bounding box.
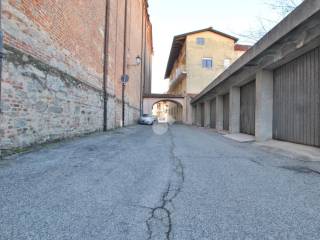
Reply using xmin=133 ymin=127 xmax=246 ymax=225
xmin=102 ymin=0 xmax=111 ymax=131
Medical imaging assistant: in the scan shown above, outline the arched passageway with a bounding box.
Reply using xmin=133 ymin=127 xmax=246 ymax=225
xmin=143 ymin=94 xmax=185 ymax=123
xmin=152 ymin=100 xmax=183 ymax=123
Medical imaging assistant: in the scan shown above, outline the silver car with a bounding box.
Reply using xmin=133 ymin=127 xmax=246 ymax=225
xmin=138 ymin=114 xmax=155 ymax=125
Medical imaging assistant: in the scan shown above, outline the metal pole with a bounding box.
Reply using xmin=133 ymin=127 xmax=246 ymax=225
xmin=122 ymin=0 xmax=128 ymax=127
xmin=0 ymin=0 xmax=3 ymax=113
xmin=122 ymin=83 xmax=125 ymax=126
xmin=103 ymin=0 xmax=111 ymax=132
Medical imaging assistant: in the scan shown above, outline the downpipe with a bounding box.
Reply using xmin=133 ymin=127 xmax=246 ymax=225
xmin=122 ymin=0 xmax=128 ymax=127
xmin=103 ymin=0 xmax=111 ymax=132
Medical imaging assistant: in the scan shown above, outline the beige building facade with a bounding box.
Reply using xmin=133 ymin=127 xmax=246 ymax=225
xmin=165 ymin=27 xmax=250 ymax=124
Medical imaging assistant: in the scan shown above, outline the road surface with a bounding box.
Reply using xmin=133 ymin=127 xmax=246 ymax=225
xmin=1 ymin=125 xmax=320 ymax=240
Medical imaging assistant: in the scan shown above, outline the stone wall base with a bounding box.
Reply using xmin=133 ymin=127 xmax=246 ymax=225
xmin=0 ymin=45 xmax=140 ymax=153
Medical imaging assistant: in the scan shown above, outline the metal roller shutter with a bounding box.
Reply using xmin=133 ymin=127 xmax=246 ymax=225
xmin=210 ymin=98 xmax=216 ymax=129
xmin=240 ymin=81 xmax=256 ymax=135
xmin=200 ymin=103 xmax=205 ymax=127
xmin=273 ymin=47 xmax=320 ymax=147
xmin=223 ymin=94 xmax=230 ymax=131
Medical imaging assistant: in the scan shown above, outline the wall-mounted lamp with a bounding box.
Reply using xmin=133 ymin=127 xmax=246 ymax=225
xmin=135 ymin=55 xmax=142 ymax=65
xmin=128 ymin=55 xmax=142 ymax=67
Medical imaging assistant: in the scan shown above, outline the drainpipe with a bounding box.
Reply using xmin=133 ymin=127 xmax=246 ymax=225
xmin=122 ymin=0 xmax=128 ymax=127
xmin=0 ymin=0 xmax=3 ymax=113
xmin=103 ymin=0 xmax=111 ymax=132
xmin=139 ymin=0 xmax=145 ymax=116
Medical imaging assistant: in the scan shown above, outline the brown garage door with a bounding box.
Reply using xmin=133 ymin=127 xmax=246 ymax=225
xmin=240 ymin=81 xmax=256 ymax=135
xmin=273 ymin=47 xmax=320 ymax=147
xmin=210 ymin=98 xmax=216 ymax=129
xmin=223 ymin=94 xmax=230 ymax=131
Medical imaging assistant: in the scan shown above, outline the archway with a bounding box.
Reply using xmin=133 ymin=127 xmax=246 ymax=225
xmin=152 ymin=100 xmax=183 ymax=123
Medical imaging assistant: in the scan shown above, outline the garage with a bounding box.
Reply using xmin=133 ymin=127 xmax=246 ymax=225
xmin=273 ymin=47 xmax=320 ymax=147
xmin=240 ymin=81 xmax=256 ymax=135
xmin=223 ymin=94 xmax=230 ymax=131
xmin=200 ymin=103 xmax=205 ymax=127
xmin=210 ymin=98 xmax=216 ymax=129
xmin=196 ymin=105 xmax=200 ymax=126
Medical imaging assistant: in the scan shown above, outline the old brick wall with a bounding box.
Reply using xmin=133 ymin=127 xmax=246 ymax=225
xmin=3 ymin=0 xmax=105 ymax=88
xmin=106 ymin=0 xmax=152 ymax=128
xmin=144 ymin=17 xmax=153 ymax=95
xmin=0 ymin=0 xmax=152 ymax=151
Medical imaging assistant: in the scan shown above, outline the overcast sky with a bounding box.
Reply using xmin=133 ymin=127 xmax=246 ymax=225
xmin=148 ymin=0 xmax=301 ymax=93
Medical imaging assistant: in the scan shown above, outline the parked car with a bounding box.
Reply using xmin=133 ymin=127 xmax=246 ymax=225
xmin=138 ymin=114 xmax=155 ymax=125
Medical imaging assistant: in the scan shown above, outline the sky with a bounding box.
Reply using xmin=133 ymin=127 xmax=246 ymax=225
xmin=148 ymin=0 xmax=299 ymax=93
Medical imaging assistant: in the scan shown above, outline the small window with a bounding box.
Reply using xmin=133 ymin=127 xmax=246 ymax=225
xmin=202 ymin=58 xmax=213 ymax=69
xmin=196 ymin=37 xmax=205 ymax=45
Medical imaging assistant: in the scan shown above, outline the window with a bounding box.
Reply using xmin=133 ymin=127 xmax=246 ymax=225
xmin=224 ymin=59 xmax=231 ymax=69
xmin=202 ymin=58 xmax=213 ymax=69
xmin=196 ymin=37 xmax=205 ymax=45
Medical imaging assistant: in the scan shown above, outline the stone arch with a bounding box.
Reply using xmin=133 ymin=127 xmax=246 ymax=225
xmin=143 ymin=98 xmax=184 ymax=115
xmin=151 ymin=99 xmax=184 ymax=123
xmin=152 ymin=99 xmax=183 ymax=108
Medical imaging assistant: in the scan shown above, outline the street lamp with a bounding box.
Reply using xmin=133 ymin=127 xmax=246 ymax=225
xmin=135 ymin=55 xmax=142 ymax=65
xmin=128 ymin=55 xmax=142 ymax=67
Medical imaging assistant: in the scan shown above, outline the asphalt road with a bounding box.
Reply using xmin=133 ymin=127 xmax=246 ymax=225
xmin=1 ymin=125 xmax=320 ymax=240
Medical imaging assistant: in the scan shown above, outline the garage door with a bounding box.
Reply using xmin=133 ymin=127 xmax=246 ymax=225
xmin=223 ymin=94 xmax=230 ymax=131
xmin=240 ymin=81 xmax=256 ymax=135
xmin=200 ymin=103 xmax=205 ymax=127
xmin=196 ymin=105 xmax=201 ymax=126
xmin=273 ymin=47 xmax=320 ymax=147
xmin=210 ymin=98 xmax=216 ymax=129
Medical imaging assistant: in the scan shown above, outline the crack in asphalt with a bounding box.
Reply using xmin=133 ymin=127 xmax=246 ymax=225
xmin=247 ymin=157 xmax=264 ymax=166
xmin=279 ymin=166 xmax=320 ymax=175
xmin=145 ymin=127 xmax=185 ymax=240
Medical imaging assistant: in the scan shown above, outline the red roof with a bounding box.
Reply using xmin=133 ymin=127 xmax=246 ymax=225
xmin=235 ymin=44 xmax=251 ymax=51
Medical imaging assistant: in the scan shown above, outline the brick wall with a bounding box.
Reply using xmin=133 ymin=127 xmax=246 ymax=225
xmin=0 ymin=0 xmax=152 ymax=152
xmin=144 ymin=15 xmax=153 ymax=95
xmin=105 ymin=0 xmax=152 ymax=128
xmin=3 ymin=0 xmax=105 ymax=88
